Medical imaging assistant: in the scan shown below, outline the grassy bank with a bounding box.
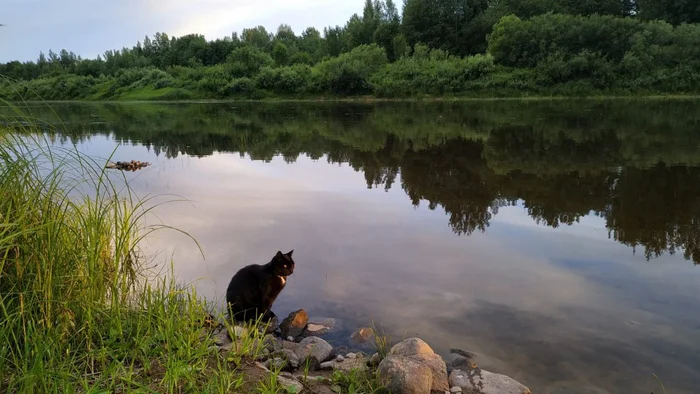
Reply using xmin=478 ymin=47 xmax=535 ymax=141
xmin=0 ymin=109 xmax=382 ymax=393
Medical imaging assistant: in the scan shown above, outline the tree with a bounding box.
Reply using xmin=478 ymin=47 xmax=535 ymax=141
xmin=272 ymin=42 xmax=290 ymax=65
xmin=401 ymin=0 xmax=490 ymax=57
xmin=323 ymin=26 xmax=346 ymax=57
xmin=242 ymin=26 xmax=272 ymax=49
xmin=638 ymin=0 xmax=700 ymax=24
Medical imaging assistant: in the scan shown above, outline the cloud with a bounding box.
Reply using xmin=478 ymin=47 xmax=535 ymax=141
xmin=1 ymin=0 xmax=365 ymax=63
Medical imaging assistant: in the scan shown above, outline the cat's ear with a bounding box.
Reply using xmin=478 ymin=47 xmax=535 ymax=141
xmin=275 ymin=251 xmax=284 ymax=259
xmin=286 ymin=249 xmax=294 ymax=257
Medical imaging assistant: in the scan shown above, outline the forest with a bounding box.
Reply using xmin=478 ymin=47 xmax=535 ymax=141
xmin=1 ymin=0 xmax=700 ymax=100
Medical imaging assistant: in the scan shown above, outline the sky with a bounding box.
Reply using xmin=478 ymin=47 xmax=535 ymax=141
xmin=0 ymin=0 xmax=367 ymax=63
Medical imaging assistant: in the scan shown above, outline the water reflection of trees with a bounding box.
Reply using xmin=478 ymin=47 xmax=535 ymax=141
xmin=22 ymin=100 xmax=700 ymax=265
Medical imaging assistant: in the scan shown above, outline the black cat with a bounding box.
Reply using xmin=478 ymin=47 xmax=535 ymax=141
xmin=225 ymin=250 xmax=295 ymax=324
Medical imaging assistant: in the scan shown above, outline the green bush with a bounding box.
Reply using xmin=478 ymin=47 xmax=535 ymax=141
xmin=312 ymin=44 xmax=388 ymax=95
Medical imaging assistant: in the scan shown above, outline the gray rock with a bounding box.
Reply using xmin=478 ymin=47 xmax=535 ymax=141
xmin=259 ymin=315 xmax=279 ymax=334
xmin=280 ymin=309 xmax=309 ymax=339
xmin=263 ymin=335 xmax=283 ymax=352
xmin=309 ymin=317 xmax=336 ymax=329
xmin=346 ymin=352 xmax=357 ymax=359
xmin=450 ymin=387 xmax=462 ymax=393
xmin=273 ymin=349 xmax=300 ymax=370
xmin=295 ymin=337 xmax=333 ymax=370
xmin=336 ymin=355 xmax=345 ymax=362
xmin=350 ymin=327 xmax=374 ymax=343
xmin=378 ymin=356 xmax=433 ymax=394
xmin=378 ymin=338 xmax=449 ymax=393
xmin=303 ymin=317 xmax=336 ymax=336
xmin=231 ymin=325 xmax=248 ymax=338
xmin=278 ymin=376 xmax=304 ymax=393
xmin=449 ymin=369 xmax=531 ymax=394
xmin=320 ymin=361 xmax=335 ymax=370
xmin=322 ymin=356 xmax=368 ymax=373
xmin=329 ymin=346 xmax=348 ymax=360
xmin=266 ymin=357 xmax=287 ymax=371
xmin=213 ymin=330 xmax=232 ymax=347
xmin=369 ymin=352 xmax=382 ymax=367
xmin=283 ymin=339 xmax=301 ymax=353
xmin=288 ymin=336 xmax=295 ymax=342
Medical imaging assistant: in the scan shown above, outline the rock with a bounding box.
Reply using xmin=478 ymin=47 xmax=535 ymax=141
xmin=449 ymin=369 xmax=531 ymax=394
xmin=230 ymin=325 xmax=248 ymax=338
xmin=346 ymin=352 xmax=356 ymax=359
xmin=295 ymin=337 xmax=333 ymax=370
xmin=266 ymin=357 xmax=287 ymax=371
xmin=378 ymin=356 xmax=433 ymax=394
xmin=213 ymin=330 xmax=232 ymax=347
xmin=303 ymin=317 xmax=336 ymax=336
xmin=263 ymin=335 xmax=283 ymax=352
xmin=369 ymin=352 xmax=382 ymax=367
xmin=280 ymin=309 xmax=309 ymax=339
xmin=336 ymin=355 xmax=345 ymax=362
xmin=378 ymin=338 xmax=449 ymax=393
xmin=265 ymin=315 xmax=280 ymax=334
xmin=320 ymin=361 xmax=335 ymax=370
xmin=329 ymin=346 xmax=348 ymax=360
xmin=283 ymin=340 xmax=301 ymax=353
xmin=416 ymin=353 xmax=449 ymax=392
xmin=450 ymin=387 xmax=462 ymax=393
xmin=389 ymin=338 xmax=434 ymax=358
xmin=309 ymin=317 xmax=336 ymax=329
xmin=273 ymin=349 xmax=300 ymax=370
xmin=288 ymin=336 xmax=295 ymax=342
xmin=254 ymin=361 xmax=269 ymax=372
xmin=278 ymin=376 xmax=304 ymax=393
xmin=450 ymin=357 xmax=478 ymax=371
xmin=321 ymin=356 xmax=368 ymax=373
xmin=350 ymin=327 xmax=374 ymax=344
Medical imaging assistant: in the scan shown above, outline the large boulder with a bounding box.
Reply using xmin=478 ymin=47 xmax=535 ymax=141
xmin=378 ymin=338 xmax=449 ymax=394
xmin=449 ymin=369 xmax=531 ymax=394
xmin=280 ymin=309 xmax=309 ymax=339
xmin=378 ymin=356 xmax=433 ymax=394
xmin=295 ymin=336 xmax=333 ymax=370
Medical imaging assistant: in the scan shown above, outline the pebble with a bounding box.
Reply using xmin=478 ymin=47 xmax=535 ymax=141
xmin=346 ymin=353 xmax=357 ymax=359
xmin=450 ymin=387 xmax=462 ymax=393
xmin=336 ymin=355 xmax=345 ymax=362
xmin=288 ymin=336 xmax=295 ymax=342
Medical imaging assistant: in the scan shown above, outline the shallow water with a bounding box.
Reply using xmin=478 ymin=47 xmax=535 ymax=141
xmin=10 ymin=100 xmax=700 ymax=393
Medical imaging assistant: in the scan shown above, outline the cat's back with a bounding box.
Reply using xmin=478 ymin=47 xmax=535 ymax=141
xmin=228 ymin=264 xmax=263 ymax=287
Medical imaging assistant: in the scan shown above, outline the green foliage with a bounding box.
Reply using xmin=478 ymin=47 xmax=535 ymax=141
xmin=313 ymin=44 xmax=388 ymax=95
xmin=3 ymin=0 xmax=700 ymax=99
xmin=227 ymin=45 xmax=275 ymax=77
xmin=488 ymin=13 xmax=700 ymax=92
xmin=371 ymin=53 xmax=495 ymax=97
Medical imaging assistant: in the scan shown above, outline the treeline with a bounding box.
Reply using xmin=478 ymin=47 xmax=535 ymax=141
xmin=8 ymin=100 xmax=700 ymax=264
xmin=1 ymin=0 xmax=700 ymax=99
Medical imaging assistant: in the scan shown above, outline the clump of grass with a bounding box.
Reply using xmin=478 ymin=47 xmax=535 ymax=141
xmin=0 ymin=106 xmax=251 ymax=393
xmin=329 ymin=368 xmax=388 ymax=394
xmin=370 ymin=322 xmax=392 ymax=359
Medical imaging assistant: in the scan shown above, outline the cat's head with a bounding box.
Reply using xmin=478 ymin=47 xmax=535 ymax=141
xmin=272 ymin=250 xmax=295 ymax=277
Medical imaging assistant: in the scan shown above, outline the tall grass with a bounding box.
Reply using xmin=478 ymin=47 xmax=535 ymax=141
xmin=0 ymin=106 xmax=254 ymax=393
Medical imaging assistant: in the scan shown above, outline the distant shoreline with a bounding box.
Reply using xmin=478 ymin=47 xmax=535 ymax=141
xmin=11 ymin=94 xmax=700 ymax=105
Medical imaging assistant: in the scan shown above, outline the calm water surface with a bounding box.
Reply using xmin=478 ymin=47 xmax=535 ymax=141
xmin=13 ymin=100 xmax=700 ymax=393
